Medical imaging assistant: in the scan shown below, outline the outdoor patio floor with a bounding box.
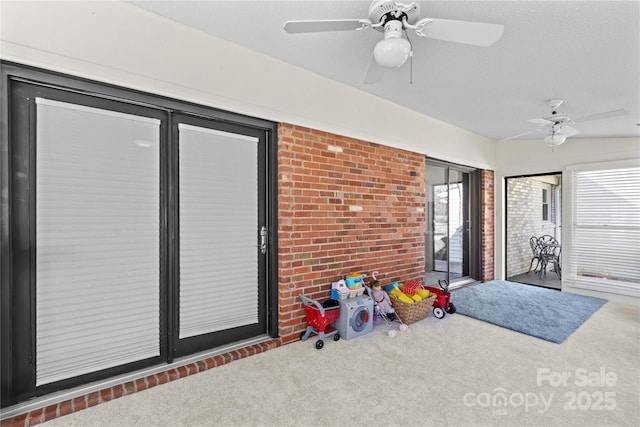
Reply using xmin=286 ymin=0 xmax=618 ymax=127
xmin=507 ymin=271 xmax=561 ymax=290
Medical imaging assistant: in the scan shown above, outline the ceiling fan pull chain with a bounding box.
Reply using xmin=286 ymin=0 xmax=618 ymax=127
xmin=410 ymin=50 xmax=413 ymax=85
xmin=404 ymin=28 xmax=414 ymax=84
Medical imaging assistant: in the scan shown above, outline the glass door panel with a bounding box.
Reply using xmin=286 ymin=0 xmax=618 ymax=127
xmin=426 ymin=162 xmax=472 ymax=285
xmin=448 ymin=169 xmax=469 ymax=280
xmin=426 ymin=165 xmax=448 ymax=283
xmin=35 ymin=98 xmax=161 ymax=386
xmin=172 ymin=115 xmax=268 ymax=357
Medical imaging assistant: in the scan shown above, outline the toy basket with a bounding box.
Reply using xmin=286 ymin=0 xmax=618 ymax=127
xmin=389 ymin=293 xmax=436 ymax=324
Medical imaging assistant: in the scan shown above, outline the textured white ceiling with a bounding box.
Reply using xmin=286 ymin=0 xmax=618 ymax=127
xmin=129 ymin=0 xmax=640 ymax=141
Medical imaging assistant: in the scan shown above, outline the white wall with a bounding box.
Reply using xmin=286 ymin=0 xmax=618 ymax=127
xmin=3 ymin=1 xmax=638 ymax=303
xmin=495 ymin=137 xmax=640 ymax=304
xmin=0 ymin=0 xmax=495 ymax=169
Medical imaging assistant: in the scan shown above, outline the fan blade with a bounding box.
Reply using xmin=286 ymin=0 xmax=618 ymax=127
xmin=499 ymin=130 xmax=538 ymax=142
xmin=284 ymin=19 xmax=371 ymax=34
xmin=363 ymin=53 xmax=385 ymax=84
xmin=573 ymin=108 xmax=628 ymax=123
xmin=527 ymin=118 xmax=552 ymax=125
xmin=419 ymin=18 xmax=504 ymax=46
xmin=556 ymin=126 xmax=580 ymax=137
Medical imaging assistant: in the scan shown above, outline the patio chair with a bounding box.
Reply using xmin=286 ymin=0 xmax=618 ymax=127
xmin=538 ymin=235 xmax=559 ymax=247
xmin=537 ymin=235 xmax=561 ymax=279
xmin=540 ymin=241 xmax=561 ymax=279
xmin=526 ymin=236 xmax=544 ymax=274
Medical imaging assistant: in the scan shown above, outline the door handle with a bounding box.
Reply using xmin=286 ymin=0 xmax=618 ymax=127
xmin=260 ymin=226 xmax=268 ymax=254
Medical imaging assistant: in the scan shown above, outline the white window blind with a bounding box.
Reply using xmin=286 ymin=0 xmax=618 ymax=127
xmin=567 ymin=160 xmax=640 ymax=295
xmin=178 ymin=124 xmax=259 ymax=339
xmin=35 ymin=98 xmax=160 ymax=385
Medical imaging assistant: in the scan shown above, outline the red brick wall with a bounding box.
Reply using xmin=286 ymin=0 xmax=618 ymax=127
xmin=277 ymin=124 xmax=427 ymax=343
xmin=481 ymin=169 xmax=495 ymax=281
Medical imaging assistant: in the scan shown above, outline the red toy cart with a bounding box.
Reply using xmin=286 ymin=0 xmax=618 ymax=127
xmin=299 ymin=294 xmax=341 ymax=349
xmin=423 ymin=279 xmax=457 ymax=319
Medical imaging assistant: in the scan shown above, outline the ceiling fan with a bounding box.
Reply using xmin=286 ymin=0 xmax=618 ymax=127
xmin=501 ymin=100 xmax=629 ymax=147
xmin=283 ymin=0 xmax=504 ymax=83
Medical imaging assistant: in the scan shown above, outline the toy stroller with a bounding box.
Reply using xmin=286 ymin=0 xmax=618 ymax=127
xmin=363 ymin=271 xmax=408 ymax=336
xmin=299 ymin=294 xmax=340 ymax=349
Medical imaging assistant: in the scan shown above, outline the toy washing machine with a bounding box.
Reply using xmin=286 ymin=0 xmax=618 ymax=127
xmin=334 ymin=294 xmax=374 ymax=340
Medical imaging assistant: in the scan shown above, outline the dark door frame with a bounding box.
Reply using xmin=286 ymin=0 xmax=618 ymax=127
xmin=425 ymin=158 xmax=481 ymax=284
xmin=504 ymin=171 xmax=562 ymax=287
xmin=0 ymin=61 xmax=279 ymax=407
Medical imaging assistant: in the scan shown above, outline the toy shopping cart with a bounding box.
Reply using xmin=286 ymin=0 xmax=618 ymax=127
xmin=299 ymin=294 xmax=341 ymax=350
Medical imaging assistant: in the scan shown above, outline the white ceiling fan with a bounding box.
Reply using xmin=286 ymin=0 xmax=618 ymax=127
xmin=501 ymin=100 xmax=629 ymax=146
xmin=283 ymin=0 xmax=504 ymax=84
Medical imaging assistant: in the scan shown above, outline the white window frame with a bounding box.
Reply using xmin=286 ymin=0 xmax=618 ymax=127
xmin=563 ymin=159 xmax=640 ymax=297
xmin=542 ymin=187 xmax=550 ymax=222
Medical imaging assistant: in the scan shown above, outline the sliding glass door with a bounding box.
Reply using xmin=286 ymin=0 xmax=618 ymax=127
xmin=1 ymin=67 xmax=277 ymax=407
xmin=425 ymin=160 xmax=477 ymax=286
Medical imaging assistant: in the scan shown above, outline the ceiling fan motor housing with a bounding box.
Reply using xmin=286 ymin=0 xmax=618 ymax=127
xmin=368 ymin=0 xmax=420 ymax=29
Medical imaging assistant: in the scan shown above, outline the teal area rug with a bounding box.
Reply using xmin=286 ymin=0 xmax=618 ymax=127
xmin=453 ymin=280 xmax=607 ymax=343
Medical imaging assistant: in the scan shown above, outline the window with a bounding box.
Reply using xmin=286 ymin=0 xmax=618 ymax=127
xmin=542 ymin=188 xmax=550 ymax=221
xmin=565 ymin=160 xmax=640 ymax=296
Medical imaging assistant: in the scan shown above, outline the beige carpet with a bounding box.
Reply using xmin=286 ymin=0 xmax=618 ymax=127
xmin=43 ymin=300 xmax=640 ymax=427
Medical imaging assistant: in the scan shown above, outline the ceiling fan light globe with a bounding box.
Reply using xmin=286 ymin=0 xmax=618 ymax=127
xmin=374 ymin=37 xmax=411 ymax=68
xmin=544 ymin=134 xmax=567 ymax=146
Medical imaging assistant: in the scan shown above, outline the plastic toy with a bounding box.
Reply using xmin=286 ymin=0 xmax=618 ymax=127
xmin=423 ymin=279 xmax=457 ymax=319
xmin=363 ymin=271 xmax=408 ymax=336
xmin=345 ymin=272 xmax=363 ymax=289
xmin=389 ymin=287 xmax=414 ymax=304
xmin=299 ymin=294 xmax=341 ymax=349
xmin=416 ymin=288 xmax=431 ymax=299
xmin=330 ymin=279 xmax=350 ymax=301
